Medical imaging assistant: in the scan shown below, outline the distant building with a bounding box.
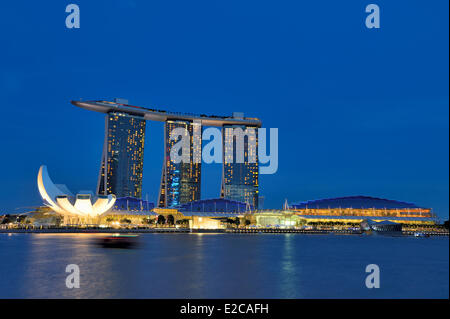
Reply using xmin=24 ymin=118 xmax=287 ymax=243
xmin=97 ymin=109 xmax=146 ymax=198
xmin=72 ymin=99 xmax=262 ymax=206
xmin=251 ymin=196 xmax=436 ymax=228
xmin=361 ymin=219 xmax=403 ymax=233
xmin=113 ymin=196 xmax=155 ymax=212
xmin=289 ymin=196 xmax=434 ymax=219
xmin=221 ymin=124 xmax=259 ymax=208
xmin=178 ymin=198 xmax=252 ymax=214
xmin=158 ymin=120 xmax=202 ymax=208
xmin=37 ymin=165 xmax=116 ymax=218
xmin=189 ymin=216 xmax=225 ymax=230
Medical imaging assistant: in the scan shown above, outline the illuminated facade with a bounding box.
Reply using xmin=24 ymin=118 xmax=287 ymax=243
xmin=189 ymin=216 xmax=225 ymax=230
xmin=158 ymin=120 xmax=202 ymax=208
xmin=37 ymin=165 xmax=116 ymax=217
xmin=221 ymin=124 xmax=259 ymax=208
xmin=72 ymin=99 xmax=262 ymax=206
xmin=247 ymin=197 xmax=437 ymax=228
xmin=97 ymin=111 xmax=146 ymax=198
xmin=289 ymin=196 xmax=434 ymax=219
xmin=113 ymin=196 xmax=155 ymax=211
xmin=178 ymin=198 xmax=252 ymax=214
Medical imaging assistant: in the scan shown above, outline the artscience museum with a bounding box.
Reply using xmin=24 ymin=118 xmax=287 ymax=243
xmin=37 ymin=165 xmax=116 ymax=219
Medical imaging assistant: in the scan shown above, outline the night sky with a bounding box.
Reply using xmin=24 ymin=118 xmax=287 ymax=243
xmin=0 ymin=1 xmax=448 ymax=219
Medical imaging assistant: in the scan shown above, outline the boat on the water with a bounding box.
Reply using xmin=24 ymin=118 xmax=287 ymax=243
xmin=97 ymin=234 xmax=139 ymax=248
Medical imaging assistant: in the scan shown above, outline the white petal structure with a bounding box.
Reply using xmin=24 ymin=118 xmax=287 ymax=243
xmin=37 ymin=165 xmax=116 ymax=217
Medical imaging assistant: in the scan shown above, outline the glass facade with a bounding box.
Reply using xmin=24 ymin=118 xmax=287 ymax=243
xmin=158 ymin=120 xmax=201 ymax=208
xmin=221 ymin=125 xmax=259 ymax=208
xmin=113 ymin=196 xmax=155 ymax=211
xmin=178 ymin=198 xmax=252 ymax=213
xmin=97 ymin=112 xmax=146 ymax=198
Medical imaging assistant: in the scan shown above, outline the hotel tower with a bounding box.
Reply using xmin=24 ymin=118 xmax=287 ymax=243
xmin=71 ymin=99 xmax=261 ymax=208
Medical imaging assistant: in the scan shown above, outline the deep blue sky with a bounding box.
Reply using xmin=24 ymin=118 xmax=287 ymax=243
xmin=0 ymin=1 xmax=448 ymax=218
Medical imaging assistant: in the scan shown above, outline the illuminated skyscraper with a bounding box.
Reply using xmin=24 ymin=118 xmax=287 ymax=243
xmin=97 ymin=111 xmax=146 ymax=198
xmin=158 ymin=120 xmax=202 ymax=208
xmin=72 ymin=99 xmax=261 ymax=207
xmin=221 ymin=124 xmax=259 ymax=208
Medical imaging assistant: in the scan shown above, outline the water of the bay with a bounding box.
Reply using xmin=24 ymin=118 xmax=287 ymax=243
xmin=0 ymin=233 xmax=448 ymax=298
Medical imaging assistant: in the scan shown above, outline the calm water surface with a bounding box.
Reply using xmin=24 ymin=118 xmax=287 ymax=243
xmin=0 ymin=233 xmax=448 ymax=298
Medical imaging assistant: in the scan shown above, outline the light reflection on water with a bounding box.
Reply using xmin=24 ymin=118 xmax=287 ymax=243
xmin=0 ymin=233 xmax=448 ymax=298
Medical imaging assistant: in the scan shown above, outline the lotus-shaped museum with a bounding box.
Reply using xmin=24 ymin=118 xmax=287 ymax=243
xmin=37 ymin=165 xmax=116 ymax=217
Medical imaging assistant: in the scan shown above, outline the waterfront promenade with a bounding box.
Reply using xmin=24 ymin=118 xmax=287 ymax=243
xmin=0 ymin=227 xmax=191 ymax=234
xmin=0 ymin=227 xmax=448 ymax=236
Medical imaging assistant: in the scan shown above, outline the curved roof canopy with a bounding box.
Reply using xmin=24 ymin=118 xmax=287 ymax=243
xmin=290 ymin=196 xmax=426 ymax=210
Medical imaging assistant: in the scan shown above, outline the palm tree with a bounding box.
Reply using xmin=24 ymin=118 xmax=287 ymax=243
xmin=167 ymin=215 xmax=175 ymax=225
xmin=157 ymin=215 xmax=166 ymax=225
